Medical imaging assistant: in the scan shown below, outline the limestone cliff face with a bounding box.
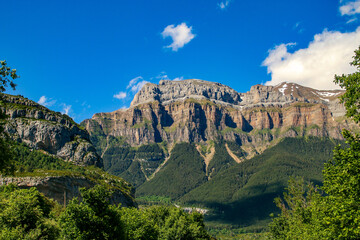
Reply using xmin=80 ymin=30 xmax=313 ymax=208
xmin=131 ymin=79 xmax=242 ymax=107
xmin=0 ymin=176 xmax=136 ymax=207
xmin=83 ymin=80 xmax=353 ymax=156
xmin=0 ymin=94 xmax=102 ymax=167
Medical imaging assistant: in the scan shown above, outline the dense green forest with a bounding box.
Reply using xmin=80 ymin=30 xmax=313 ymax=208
xmin=181 ymin=137 xmax=341 ymax=227
xmin=137 ymin=143 xmax=208 ymax=199
xmin=134 ymin=137 xmax=340 ymax=228
xmin=90 ymin=134 xmax=166 ymax=187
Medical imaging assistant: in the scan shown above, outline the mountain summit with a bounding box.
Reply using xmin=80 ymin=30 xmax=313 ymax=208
xmin=83 ymin=80 xmax=350 ymax=150
xmin=131 ymin=79 xmax=344 ymax=109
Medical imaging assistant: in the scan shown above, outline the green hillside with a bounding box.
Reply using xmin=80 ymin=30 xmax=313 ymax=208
xmin=3 ymin=140 xmax=136 ymax=206
xmin=85 ymin=127 xmax=344 ymax=229
xmin=136 ymin=143 xmax=208 ymax=199
xmin=207 ymin=142 xmax=239 ymax=178
xmin=180 ymin=137 xmax=342 ymax=227
xmin=91 ymin=134 xmax=166 ymax=187
xmin=102 ymin=136 xmax=341 ymax=229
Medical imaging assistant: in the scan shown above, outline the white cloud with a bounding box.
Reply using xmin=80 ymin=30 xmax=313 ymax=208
xmin=262 ymin=27 xmax=360 ymax=90
xmin=340 ymin=0 xmax=360 ymax=15
xmin=38 ymin=96 xmax=48 ymax=105
xmin=173 ymin=77 xmax=184 ymax=81
xmin=218 ymin=0 xmax=231 ymax=10
xmin=62 ymin=104 xmax=72 ymax=115
xmin=162 ymin=23 xmax=195 ymax=51
xmin=37 ymin=96 xmax=56 ymax=107
xmin=131 ymin=81 xmax=148 ymax=92
xmin=126 ymin=76 xmax=149 ymax=93
xmin=346 ymin=17 xmax=358 ymax=23
xmin=156 ymin=72 xmax=170 ymax=80
xmin=127 ymin=76 xmax=143 ymax=89
xmin=113 ymin=91 xmax=127 ymax=100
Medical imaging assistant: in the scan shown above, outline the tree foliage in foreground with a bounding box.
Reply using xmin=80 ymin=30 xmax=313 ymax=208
xmin=0 ymin=185 xmax=59 ymax=240
xmin=321 ymin=130 xmax=360 ymax=239
xmin=59 ymin=185 xmax=125 ymax=240
xmin=0 ymin=60 xmax=19 ymax=175
xmin=335 ymin=46 xmax=360 ymax=123
xmin=269 ymin=47 xmax=360 ymax=239
xmin=0 ymin=184 xmax=210 ymax=240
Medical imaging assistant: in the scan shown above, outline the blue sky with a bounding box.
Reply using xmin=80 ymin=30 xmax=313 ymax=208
xmin=2 ymin=0 xmax=360 ymax=122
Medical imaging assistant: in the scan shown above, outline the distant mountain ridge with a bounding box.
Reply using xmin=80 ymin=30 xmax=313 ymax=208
xmin=131 ymin=79 xmax=344 ymax=109
xmin=82 ymin=80 xmax=352 ymax=154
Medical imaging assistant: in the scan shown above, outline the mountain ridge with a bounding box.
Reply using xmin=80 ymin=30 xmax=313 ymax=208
xmin=82 ymin=80 xmax=352 ymax=152
xmin=131 ymin=80 xmax=344 ymax=108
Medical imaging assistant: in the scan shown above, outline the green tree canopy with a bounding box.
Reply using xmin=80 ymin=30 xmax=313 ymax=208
xmin=0 ymin=185 xmax=59 ymax=240
xmin=0 ymin=60 xmax=18 ymax=93
xmin=334 ymin=46 xmax=360 ymax=123
xmin=59 ymin=185 xmax=125 ymax=240
xmin=0 ymin=60 xmax=19 ymax=175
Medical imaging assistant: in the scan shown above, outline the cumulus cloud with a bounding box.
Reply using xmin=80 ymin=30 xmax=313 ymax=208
xmin=62 ymin=104 xmax=72 ymax=115
xmin=127 ymin=76 xmax=149 ymax=93
xmin=262 ymin=27 xmax=360 ymax=90
xmin=218 ymin=0 xmax=231 ymax=10
xmin=162 ymin=23 xmax=195 ymax=51
xmin=340 ymin=0 xmax=360 ymax=15
xmin=113 ymin=91 xmax=127 ymax=100
xmin=37 ymin=96 xmax=56 ymax=107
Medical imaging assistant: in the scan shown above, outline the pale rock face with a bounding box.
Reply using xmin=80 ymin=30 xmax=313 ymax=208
xmin=1 ymin=94 xmax=102 ymax=167
xmin=83 ymin=80 xmax=354 ymax=156
xmin=131 ymin=79 xmax=242 ymax=107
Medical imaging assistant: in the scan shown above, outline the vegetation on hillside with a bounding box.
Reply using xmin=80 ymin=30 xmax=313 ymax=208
xmin=206 ymin=142 xmax=237 ymax=178
xmin=137 ymin=143 xmax=208 ymax=199
xmin=128 ymin=136 xmax=341 ymax=230
xmin=180 ymin=137 xmax=340 ymax=227
xmin=89 ymin=133 xmax=167 ymax=187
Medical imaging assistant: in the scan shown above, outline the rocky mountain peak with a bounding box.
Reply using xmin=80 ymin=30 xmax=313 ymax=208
xmin=130 ymin=79 xmax=242 ymax=107
xmin=83 ymin=80 xmax=352 ymax=148
xmin=130 ymin=80 xmax=345 ymax=110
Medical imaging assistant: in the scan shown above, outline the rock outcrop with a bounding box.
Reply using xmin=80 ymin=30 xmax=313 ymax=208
xmin=131 ymin=79 xmax=242 ymax=107
xmin=0 ymin=93 xmax=102 ymax=167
